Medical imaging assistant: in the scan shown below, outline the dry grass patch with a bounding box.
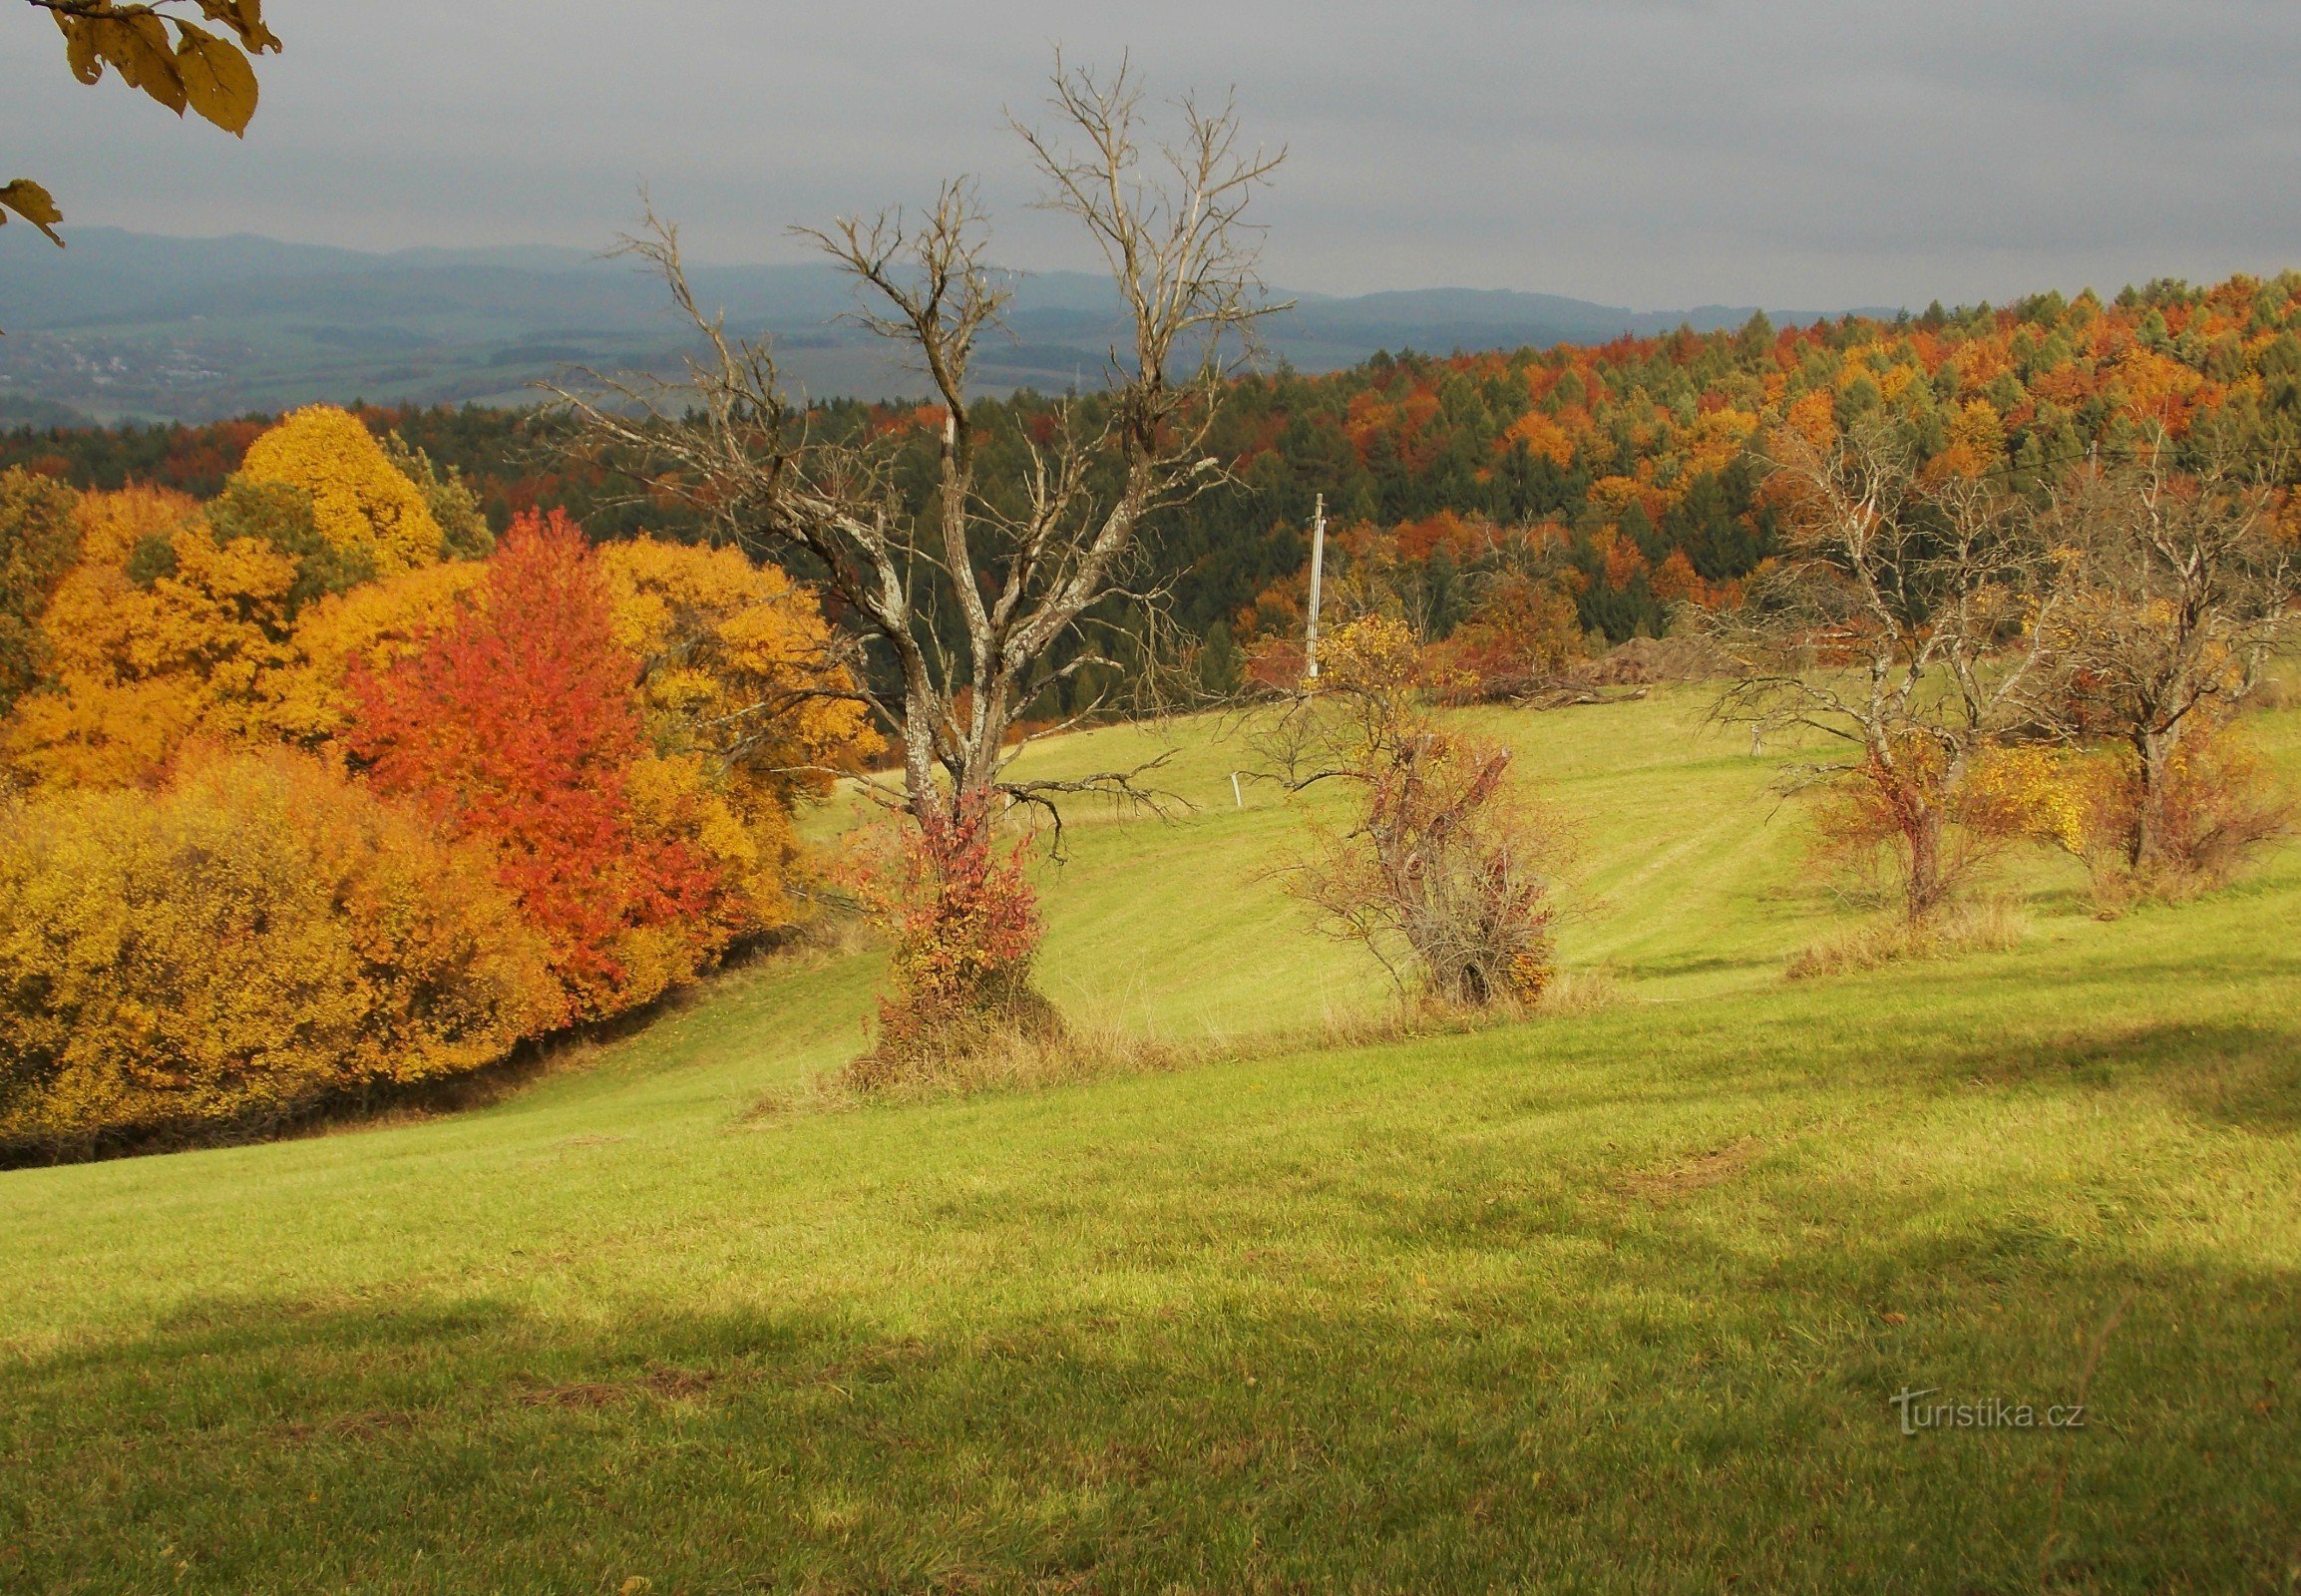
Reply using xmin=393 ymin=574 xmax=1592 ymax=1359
xmin=1784 ymin=899 xmax=2028 ymax=981
xmin=746 ymin=975 xmax=1628 ymax=1118
xmin=1614 ymin=1137 xmax=1764 ymax=1202
xmin=1537 ymin=966 xmax=1628 ymax=1015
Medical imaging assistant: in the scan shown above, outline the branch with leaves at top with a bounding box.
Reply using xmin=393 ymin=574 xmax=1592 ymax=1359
xmin=5 ymin=0 xmax=280 ymax=250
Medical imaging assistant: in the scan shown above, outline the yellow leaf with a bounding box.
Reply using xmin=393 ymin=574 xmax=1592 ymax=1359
xmin=94 ymin=15 xmax=188 ymax=115
xmin=0 ymin=180 xmax=65 ymax=246
xmin=192 ymin=0 xmax=280 ymax=54
xmin=235 ymin=0 xmax=281 ymax=52
xmin=56 ymin=15 xmax=104 ymax=86
xmin=173 ymin=26 xmax=259 ymax=136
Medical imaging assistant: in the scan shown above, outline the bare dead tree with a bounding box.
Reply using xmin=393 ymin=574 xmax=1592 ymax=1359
xmin=2037 ymin=442 xmax=2297 ymax=870
xmin=553 ymin=56 xmax=1283 ymax=842
xmin=1708 ymin=418 xmax=2060 ymax=920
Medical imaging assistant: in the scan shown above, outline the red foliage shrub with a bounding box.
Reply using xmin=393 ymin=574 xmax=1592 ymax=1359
xmin=843 ymin=797 xmax=1052 ymax=1083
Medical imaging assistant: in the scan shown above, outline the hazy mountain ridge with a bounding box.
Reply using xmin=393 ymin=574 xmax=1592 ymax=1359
xmin=0 ymin=228 xmax=1884 ymax=424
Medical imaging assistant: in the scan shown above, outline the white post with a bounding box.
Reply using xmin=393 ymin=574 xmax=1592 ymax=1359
xmin=1230 ymin=771 xmax=1244 ymax=809
xmin=1305 ymin=492 xmax=1328 ymax=679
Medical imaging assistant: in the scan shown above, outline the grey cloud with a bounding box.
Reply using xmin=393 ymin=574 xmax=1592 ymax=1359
xmin=5 ymin=0 xmax=2297 ymax=308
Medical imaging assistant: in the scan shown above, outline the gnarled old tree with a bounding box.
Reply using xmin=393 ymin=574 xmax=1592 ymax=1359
xmin=2038 ymin=444 xmax=2297 ymax=875
xmin=557 ymin=59 xmax=1281 ymax=1055
xmin=1710 ymin=416 xmax=2061 ymax=921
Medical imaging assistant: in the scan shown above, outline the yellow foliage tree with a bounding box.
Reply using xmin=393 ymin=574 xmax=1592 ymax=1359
xmin=237 ymin=404 xmax=445 ymax=577
xmin=1925 ymin=398 xmax=2005 ymax=482
xmin=3 ymin=417 xmax=481 ymax=786
xmin=58 ymin=479 xmax=192 ymax=568
xmin=0 ymin=748 xmax=556 ymax=1155
xmin=598 ymin=537 xmax=881 ymax=931
xmin=5 ymin=487 xmax=216 ymax=786
xmin=256 ymin=560 xmax=484 ymax=746
xmin=1680 ymin=407 xmax=1761 ymax=478
xmin=0 ymin=466 xmax=83 ymax=720
xmin=1 ymin=484 xmax=324 ymax=786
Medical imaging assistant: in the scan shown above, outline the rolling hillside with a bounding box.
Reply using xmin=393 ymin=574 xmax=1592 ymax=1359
xmin=1 ymin=686 xmax=2296 ymax=1591
xmin=0 ymin=227 xmax=1866 ymax=422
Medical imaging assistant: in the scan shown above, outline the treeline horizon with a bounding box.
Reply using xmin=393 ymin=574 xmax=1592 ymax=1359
xmin=7 ymin=267 xmax=2301 ymax=696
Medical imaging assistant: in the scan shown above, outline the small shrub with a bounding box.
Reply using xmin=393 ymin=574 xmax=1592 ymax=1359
xmin=0 ymin=750 xmax=556 ymax=1155
xmin=2122 ymin=722 xmax=2292 ymax=890
xmin=842 ymin=799 xmax=1058 ymax=1089
xmin=1294 ymin=727 xmax=1567 ymax=1005
xmin=1803 ymin=733 xmax=2071 ymax=924
xmin=1971 ymin=722 xmax=2292 ymax=907
xmin=1275 ymin=616 xmax=1572 ymax=1007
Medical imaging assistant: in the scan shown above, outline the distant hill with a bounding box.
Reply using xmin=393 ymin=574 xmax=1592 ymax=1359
xmin=0 ymin=227 xmax=1882 ymax=423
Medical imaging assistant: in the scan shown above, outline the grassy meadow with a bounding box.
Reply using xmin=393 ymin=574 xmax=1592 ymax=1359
xmin=2 ymin=685 xmax=2297 ymax=1593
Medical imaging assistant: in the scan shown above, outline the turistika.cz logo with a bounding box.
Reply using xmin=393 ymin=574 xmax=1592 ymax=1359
xmin=1890 ymin=1388 xmax=2088 ymax=1435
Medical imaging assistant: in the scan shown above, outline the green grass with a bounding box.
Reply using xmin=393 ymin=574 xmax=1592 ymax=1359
xmin=3 ymin=687 xmax=2298 ymax=1593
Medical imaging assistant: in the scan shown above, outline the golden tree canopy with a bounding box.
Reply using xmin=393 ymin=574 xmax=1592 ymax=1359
xmin=238 ymin=405 xmax=445 ymax=578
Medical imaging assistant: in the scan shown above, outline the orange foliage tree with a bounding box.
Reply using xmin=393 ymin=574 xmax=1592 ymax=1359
xmin=347 ymin=510 xmax=728 ymax=1021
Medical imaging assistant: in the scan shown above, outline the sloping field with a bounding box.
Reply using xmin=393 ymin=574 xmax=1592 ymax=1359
xmin=3 ymin=688 xmax=2296 ymax=1592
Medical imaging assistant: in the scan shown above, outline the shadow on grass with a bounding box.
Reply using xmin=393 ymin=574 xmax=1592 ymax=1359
xmin=6 ymin=891 xmax=2300 ymax=1591
xmin=4 ymin=1227 xmax=2295 ymax=1593
xmin=1933 ymin=1018 xmax=2301 ymax=1135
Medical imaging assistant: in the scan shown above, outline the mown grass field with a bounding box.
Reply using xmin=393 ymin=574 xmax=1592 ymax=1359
xmin=3 ymin=686 xmax=2297 ymax=1593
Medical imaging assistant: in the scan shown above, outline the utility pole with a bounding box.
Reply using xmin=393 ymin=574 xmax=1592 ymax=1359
xmin=1304 ymin=492 xmax=1328 ymax=679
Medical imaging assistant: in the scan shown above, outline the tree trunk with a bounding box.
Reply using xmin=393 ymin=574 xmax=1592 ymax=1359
xmin=2128 ymin=727 xmax=2167 ymax=872
xmin=1905 ymin=806 xmax=1945 ymax=925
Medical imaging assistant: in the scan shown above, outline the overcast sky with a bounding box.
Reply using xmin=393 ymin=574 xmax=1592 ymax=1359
xmin=11 ymin=1 xmax=2301 ymax=309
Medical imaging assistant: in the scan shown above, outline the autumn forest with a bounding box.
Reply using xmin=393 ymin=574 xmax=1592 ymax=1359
xmin=12 ymin=271 xmax=2298 ymax=689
